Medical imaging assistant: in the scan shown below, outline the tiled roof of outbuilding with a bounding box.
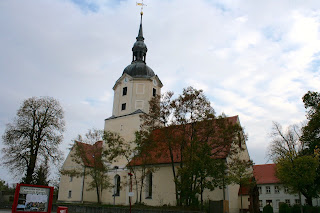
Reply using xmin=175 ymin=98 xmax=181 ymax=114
xmin=74 ymin=141 xmax=103 ymax=168
xmin=253 ymin=164 xmax=280 ymax=184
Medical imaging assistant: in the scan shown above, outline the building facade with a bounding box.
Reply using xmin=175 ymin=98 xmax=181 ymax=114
xmin=254 ymin=164 xmax=320 ymax=213
xmin=58 ymin=13 xmax=251 ymax=213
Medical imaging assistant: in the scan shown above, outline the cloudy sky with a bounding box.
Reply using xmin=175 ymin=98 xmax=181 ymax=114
xmin=1 ymin=0 xmax=320 ymax=184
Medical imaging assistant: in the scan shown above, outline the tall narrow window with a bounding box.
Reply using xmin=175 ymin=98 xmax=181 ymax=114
xmin=123 ymin=87 xmax=127 ymax=96
xmin=121 ymin=103 xmax=126 ymax=111
xmin=145 ymin=172 xmax=152 ymax=198
xmin=153 ymin=88 xmax=156 ymax=97
xmin=68 ymin=190 xmax=72 ymax=198
xmin=69 ymin=176 xmax=73 ymax=182
xmin=114 ymin=175 xmax=120 ymax=196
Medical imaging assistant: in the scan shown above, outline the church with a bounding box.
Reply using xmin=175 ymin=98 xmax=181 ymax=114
xmin=58 ymin=11 xmax=251 ymax=213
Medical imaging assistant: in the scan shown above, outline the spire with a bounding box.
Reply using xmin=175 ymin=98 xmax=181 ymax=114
xmin=132 ymin=11 xmax=147 ymax=63
xmin=137 ymin=13 xmax=144 ymax=41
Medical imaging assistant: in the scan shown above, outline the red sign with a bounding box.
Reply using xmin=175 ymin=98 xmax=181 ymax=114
xmin=12 ymin=184 xmax=54 ymax=213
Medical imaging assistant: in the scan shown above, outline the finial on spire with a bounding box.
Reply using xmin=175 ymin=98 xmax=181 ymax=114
xmin=136 ymin=0 xmax=147 ymax=16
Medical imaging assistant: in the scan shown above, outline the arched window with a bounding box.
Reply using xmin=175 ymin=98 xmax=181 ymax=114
xmin=145 ymin=172 xmax=152 ymax=198
xmin=114 ymin=175 xmax=120 ymax=196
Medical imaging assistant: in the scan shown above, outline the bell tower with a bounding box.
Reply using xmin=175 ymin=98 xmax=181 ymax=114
xmin=104 ymin=12 xmax=163 ymax=144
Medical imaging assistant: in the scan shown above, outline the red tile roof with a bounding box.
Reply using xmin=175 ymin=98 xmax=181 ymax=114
xmin=253 ymin=164 xmax=280 ymax=184
xmin=238 ymin=185 xmax=250 ymax=195
xmin=129 ymin=116 xmax=239 ymax=166
xmin=75 ymin=141 xmax=103 ymax=168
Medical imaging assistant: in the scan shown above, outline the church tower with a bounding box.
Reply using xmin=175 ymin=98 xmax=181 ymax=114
xmin=104 ymin=13 xmax=163 ymax=146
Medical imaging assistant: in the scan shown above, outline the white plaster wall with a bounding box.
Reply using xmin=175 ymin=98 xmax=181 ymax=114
xmin=258 ymin=184 xmax=320 ymax=213
xmin=112 ymin=75 xmax=162 ymax=117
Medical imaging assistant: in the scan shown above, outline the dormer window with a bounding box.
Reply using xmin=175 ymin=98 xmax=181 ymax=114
xmin=123 ymin=87 xmax=127 ymax=96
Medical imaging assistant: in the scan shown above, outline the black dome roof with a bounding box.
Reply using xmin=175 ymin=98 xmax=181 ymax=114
xmin=123 ymin=61 xmax=155 ymax=78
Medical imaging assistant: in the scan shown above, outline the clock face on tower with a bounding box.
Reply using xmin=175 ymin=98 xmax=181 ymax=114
xmin=123 ymin=77 xmax=128 ymax=83
xmin=153 ymin=79 xmax=157 ymax=86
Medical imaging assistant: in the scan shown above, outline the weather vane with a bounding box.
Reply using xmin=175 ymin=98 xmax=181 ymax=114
xmin=136 ymin=0 xmax=147 ymax=15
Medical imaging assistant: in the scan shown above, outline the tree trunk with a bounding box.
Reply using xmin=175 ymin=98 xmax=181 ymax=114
xmin=96 ymin=180 xmax=100 ymax=204
xmin=299 ymin=192 xmax=303 ymax=213
xmin=305 ymin=195 xmax=313 ymax=206
xmin=25 ymin=154 xmax=37 ymax=184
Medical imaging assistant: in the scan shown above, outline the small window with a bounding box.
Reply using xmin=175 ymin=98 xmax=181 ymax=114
xmin=285 ymin=199 xmax=291 ymax=206
xmin=69 ymin=176 xmax=73 ymax=182
xmin=114 ymin=175 xmax=120 ymax=196
xmin=275 ymin=186 xmax=280 ymax=194
xmin=153 ymin=88 xmax=156 ymax=97
xmin=258 ymin=186 xmax=262 ymax=194
xmin=68 ymin=190 xmax=72 ymax=198
xmin=284 ymin=187 xmax=289 ymax=193
xmin=121 ymin=103 xmax=126 ymax=111
xmin=123 ymin=87 xmax=127 ymax=96
xmin=266 ymin=186 xmax=271 ymax=194
xmin=295 ymin=199 xmax=300 ymax=205
xmin=259 ymin=200 xmax=263 ymax=208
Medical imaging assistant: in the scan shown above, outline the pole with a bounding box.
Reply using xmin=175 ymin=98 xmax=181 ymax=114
xmin=128 ymin=172 xmax=133 ymax=213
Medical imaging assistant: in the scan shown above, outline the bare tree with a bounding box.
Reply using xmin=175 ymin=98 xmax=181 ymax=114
xmin=268 ymin=122 xmax=303 ymax=162
xmin=2 ymin=96 xmax=65 ymax=184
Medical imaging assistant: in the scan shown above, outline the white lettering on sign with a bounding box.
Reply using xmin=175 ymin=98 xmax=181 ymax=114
xmin=20 ymin=186 xmax=49 ymax=195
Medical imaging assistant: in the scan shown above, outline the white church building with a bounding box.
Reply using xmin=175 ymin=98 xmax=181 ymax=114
xmin=58 ymin=12 xmax=251 ymax=213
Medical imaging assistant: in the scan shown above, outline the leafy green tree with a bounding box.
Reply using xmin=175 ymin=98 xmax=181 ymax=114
xmin=276 ymin=155 xmax=319 ymax=206
xmin=1 ymin=96 xmax=65 ymax=184
xmin=0 ymin=179 xmax=9 ymax=191
xmin=301 ymin=91 xmax=320 ymax=154
xmin=139 ymin=86 xmax=245 ymax=206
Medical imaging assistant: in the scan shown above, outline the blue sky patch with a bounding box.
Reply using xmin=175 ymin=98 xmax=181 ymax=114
xmin=308 ymin=51 xmax=320 ymax=73
xmin=262 ymin=26 xmax=282 ymax=42
xmin=70 ymin=0 xmax=100 ymax=13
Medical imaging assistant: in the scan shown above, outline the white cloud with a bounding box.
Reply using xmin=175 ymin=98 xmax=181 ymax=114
xmin=1 ymin=0 xmax=320 ymax=182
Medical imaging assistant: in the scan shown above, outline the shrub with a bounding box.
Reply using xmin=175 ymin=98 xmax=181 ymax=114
xmin=263 ymin=204 xmax=273 ymax=213
xmin=279 ymin=203 xmax=290 ymax=213
xmin=303 ymin=205 xmax=320 ymax=213
xmin=291 ymin=204 xmax=301 ymax=213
